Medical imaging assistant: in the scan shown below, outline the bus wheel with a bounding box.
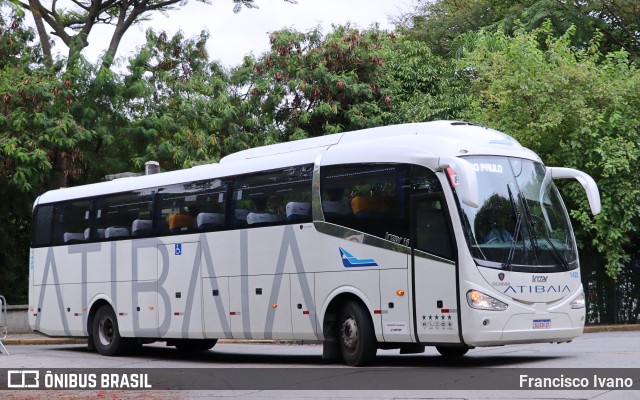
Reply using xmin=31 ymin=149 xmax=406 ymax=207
xmin=92 ymin=305 xmax=132 ymax=356
xmin=436 ymin=345 xmax=469 ymax=358
xmin=338 ymin=301 xmax=376 ymax=366
xmin=172 ymin=339 xmax=218 ymax=352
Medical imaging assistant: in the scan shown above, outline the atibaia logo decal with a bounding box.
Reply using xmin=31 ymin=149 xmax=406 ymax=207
xmin=339 ymin=247 xmax=378 ymax=268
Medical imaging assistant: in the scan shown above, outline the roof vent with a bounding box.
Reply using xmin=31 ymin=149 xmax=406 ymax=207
xmin=145 ymin=161 xmax=160 ymax=175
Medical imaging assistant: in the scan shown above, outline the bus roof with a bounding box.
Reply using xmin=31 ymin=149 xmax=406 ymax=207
xmin=35 ymin=121 xmax=539 ymax=205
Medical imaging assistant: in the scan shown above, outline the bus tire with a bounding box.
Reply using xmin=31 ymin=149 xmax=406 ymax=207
xmin=436 ymin=345 xmax=469 ymax=358
xmin=338 ymin=301 xmax=377 ymax=366
xmin=172 ymin=339 xmax=218 ymax=352
xmin=92 ymin=305 xmax=132 ymax=356
xmin=87 ymin=334 xmax=96 ymax=352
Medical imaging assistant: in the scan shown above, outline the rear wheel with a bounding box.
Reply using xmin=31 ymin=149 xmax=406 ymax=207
xmin=92 ymin=305 xmax=133 ymax=356
xmin=172 ymin=339 xmax=218 ymax=352
xmin=436 ymin=345 xmax=469 ymax=358
xmin=338 ymin=301 xmax=377 ymax=366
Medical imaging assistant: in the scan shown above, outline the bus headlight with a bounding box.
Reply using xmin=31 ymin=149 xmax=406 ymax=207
xmin=466 ymin=290 xmax=508 ymax=311
xmin=570 ymin=293 xmax=585 ymax=309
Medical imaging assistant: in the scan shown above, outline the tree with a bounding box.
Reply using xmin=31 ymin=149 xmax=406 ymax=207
xmin=397 ymin=0 xmax=640 ymax=61
xmin=124 ymin=29 xmax=236 ymax=169
xmin=458 ymin=23 xmax=640 ymax=281
xmin=0 ymin=9 xmax=92 ymax=302
xmin=232 ymin=25 xmax=466 ymax=145
xmin=8 ymin=0 xmax=297 ymax=69
xmin=234 ymin=25 xmax=397 ymax=143
xmin=380 ymin=34 xmax=467 ymax=123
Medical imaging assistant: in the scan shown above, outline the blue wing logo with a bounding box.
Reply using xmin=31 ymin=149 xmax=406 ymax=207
xmin=339 ymin=247 xmax=378 ymax=268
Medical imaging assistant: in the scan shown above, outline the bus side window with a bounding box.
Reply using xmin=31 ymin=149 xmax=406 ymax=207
xmin=233 ymin=165 xmax=312 ymax=228
xmin=51 ymin=200 xmax=92 ymax=245
xmin=97 ymin=192 xmax=152 ymax=240
xmin=159 ymin=180 xmax=227 ymax=234
xmin=195 ymin=190 xmax=227 ymax=231
xmin=32 ymin=205 xmax=54 ymax=247
xmin=321 ymin=164 xmax=410 ymax=242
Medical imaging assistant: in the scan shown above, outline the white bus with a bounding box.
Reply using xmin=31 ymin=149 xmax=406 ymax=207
xmin=29 ymin=121 xmax=600 ymax=366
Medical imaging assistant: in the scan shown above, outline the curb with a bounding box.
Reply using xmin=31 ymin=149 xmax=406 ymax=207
xmin=583 ymin=324 xmax=640 ymax=333
xmin=3 ymin=338 xmax=88 ymax=345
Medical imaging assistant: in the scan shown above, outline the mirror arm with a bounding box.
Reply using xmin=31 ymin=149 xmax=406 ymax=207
xmin=549 ymin=167 xmax=601 ymax=215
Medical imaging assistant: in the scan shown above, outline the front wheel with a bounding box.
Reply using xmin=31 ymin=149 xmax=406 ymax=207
xmin=436 ymin=345 xmax=469 ymax=358
xmin=92 ymin=305 xmax=133 ymax=356
xmin=338 ymin=301 xmax=377 ymax=366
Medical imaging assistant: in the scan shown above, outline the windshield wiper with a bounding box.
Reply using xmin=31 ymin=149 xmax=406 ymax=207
xmin=503 ymin=185 xmax=522 ymax=271
xmin=504 ymin=212 xmax=522 ymax=271
xmin=519 ymin=192 xmax=571 ymax=270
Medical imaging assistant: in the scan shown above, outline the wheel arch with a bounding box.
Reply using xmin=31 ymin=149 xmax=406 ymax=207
xmin=320 ymin=287 xmax=375 ymax=341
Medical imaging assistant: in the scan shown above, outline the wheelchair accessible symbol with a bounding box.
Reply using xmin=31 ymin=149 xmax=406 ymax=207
xmin=175 ymin=244 xmax=182 ymax=255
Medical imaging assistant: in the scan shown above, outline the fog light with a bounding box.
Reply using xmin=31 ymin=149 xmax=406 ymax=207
xmin=466 ymin=290 xmax=508 ymax=311
xmin=570 ymin=293 xmax=585 ymax=309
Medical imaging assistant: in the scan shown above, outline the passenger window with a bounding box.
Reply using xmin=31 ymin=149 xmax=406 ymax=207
xmin=32 ymin=205 xmax=54 ymax=247
xmin=321 ymin=164 xmax=410 ymax=241
xmin=96 ymin=192 xmax=152 ymax=240
xmin=233 ymin=165 xmax=313 ymax=228
xmin=159 ymin=179 xmax=227 ymax=234
xmin=51 ymin=200 xmax=92 ymax=245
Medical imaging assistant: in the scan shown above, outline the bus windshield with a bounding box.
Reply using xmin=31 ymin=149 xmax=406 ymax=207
xmin=459 ymin=156 xmax=578 ymax=272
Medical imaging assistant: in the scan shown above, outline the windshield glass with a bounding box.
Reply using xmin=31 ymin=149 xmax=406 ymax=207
xmin=460 ymin=156 xmax=578 ymax=272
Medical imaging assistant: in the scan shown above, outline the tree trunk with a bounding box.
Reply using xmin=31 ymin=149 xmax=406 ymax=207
xmin=28 ymin=0 xmax=53 ymax=66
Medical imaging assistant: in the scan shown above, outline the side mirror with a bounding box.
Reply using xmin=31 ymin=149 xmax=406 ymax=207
xmin=425 ymin=156 xmax=479 ymax=208
xmin=548 ymin=167 xmax=601 ymax=215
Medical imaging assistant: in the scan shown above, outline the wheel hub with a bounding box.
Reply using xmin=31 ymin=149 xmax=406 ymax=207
xmin=341 ymin=316 xmax=358 ymax=350
xmin=98 ymin=315 xmax=114 ymax=346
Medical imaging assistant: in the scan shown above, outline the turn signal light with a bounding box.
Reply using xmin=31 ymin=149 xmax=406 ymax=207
xmin=396 ymin=290 xmax=405 ymax=296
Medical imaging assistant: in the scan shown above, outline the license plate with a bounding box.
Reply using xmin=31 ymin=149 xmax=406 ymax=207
xmin=533 ymin=319 xmax=551 ymax=329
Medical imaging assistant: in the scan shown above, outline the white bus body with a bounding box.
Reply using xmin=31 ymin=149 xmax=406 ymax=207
xmin=29 ymin=121 xmax=600 ymax=365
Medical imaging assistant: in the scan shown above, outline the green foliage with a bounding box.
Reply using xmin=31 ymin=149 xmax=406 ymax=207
xmin=0 ymin=11 xmax=98 ymax=193
xmin=234 ymin=25 xmax=397 ymax=142
xmin=232 ymin=25 xmax=465 ymax=144
xmin=459 ymin=23 xmax=640 ymax=278
xmin=380 ymin=35 xmax=468 ymax=123
xmin=399 ymin=0 xmax=640 ymax=61
xmin=125 ymin=30 xmax=243 ymax=168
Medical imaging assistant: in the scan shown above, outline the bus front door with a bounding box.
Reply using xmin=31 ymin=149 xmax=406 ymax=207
xmin=410 ymin=194 xmax=459 ymax=344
